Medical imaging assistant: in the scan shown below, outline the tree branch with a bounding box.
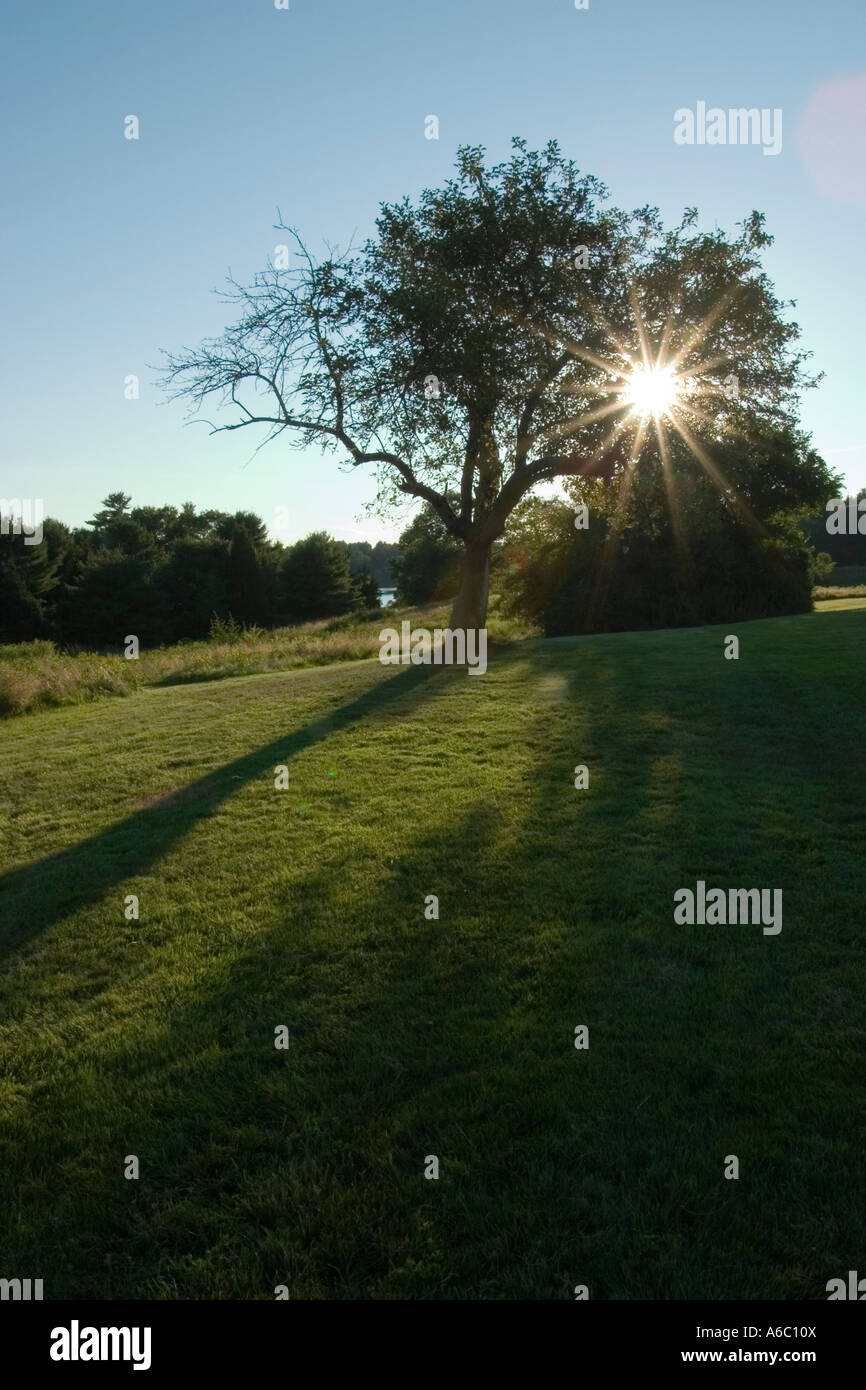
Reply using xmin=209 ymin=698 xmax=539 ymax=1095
xmin=514 ymin=351 xmax=573 ymax=469
xmin=479 ymin=447 xmax=618 ymax=544
xmin=350 ymin=451 xmax=465 ymax=537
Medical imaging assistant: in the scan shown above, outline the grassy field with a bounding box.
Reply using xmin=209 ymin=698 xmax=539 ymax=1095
xmin=0 ymin=604 xmax=534 ymax=718
xmin=1 ymin=597 xmax=861 ymax=721
xmin=1 ymin=605 xmax=864 ymax=1299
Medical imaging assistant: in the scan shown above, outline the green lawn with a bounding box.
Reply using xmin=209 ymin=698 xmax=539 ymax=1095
xmin=1 ymin=607 xmax=864 ymax=1299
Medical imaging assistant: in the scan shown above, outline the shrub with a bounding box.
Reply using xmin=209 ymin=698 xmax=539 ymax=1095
xmin=503 ymin=502 xmax=817 ymax=637
xmin=209 ymin=613 xmax=243 ymax=644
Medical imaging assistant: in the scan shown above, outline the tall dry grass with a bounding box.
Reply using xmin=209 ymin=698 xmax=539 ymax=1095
xmin=0 ymin=605 xmax=536 ymax=717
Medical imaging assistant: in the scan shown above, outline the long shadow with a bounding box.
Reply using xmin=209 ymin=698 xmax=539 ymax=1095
xmin=2 ymin=631 xmax=863 ymax=1298
xmin=0 ymin=663 xmax=442 ymax=962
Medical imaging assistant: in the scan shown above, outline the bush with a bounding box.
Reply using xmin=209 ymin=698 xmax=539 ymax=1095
xmin=0 ymin=644 xmax=140 ymax=716
xmin=209 ymin=613 xmax=243 ymax=644
xmin=0 ymin=639 xmax=57 ymax=663
xmin=502 ymin=501 xmax=817 ymax=637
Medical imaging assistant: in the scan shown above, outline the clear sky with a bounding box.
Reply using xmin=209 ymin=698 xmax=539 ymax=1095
xmin=1 ymin=0 xmax=863 ymax=542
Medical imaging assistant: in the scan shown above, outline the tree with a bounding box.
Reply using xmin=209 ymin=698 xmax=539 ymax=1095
xmin=88 ymin=492 xmax=132 ymax=529
xmin=87 ymin=492 xmax=155 ymax=556
xmin=0 ymin=519 xmax=66 ymax=641
xmin=345 ymin=540 xmax=399 ymax=587
xmin=0 ymin=538 xmax=49 ymax=640
xmin=801 ymin=490 xmax=866 ymax=570
xmin=161 ymin=139 xmax=829 ymax=642
xmin=217 ymin=511 xmax=269 ymax=547
xmin=392 ymin=507 xmax=462 ymax=606
xmin=282 ymin=531 xmax=356 ymax=622
xmin=503 ymin=422 xmax=832 ymax=635
xmin=228 ymin=522 xmax=269 ymax=626
xmin=63 ymin=550 xmax=163 ymax=648
xmin=156 ymin=539 xmax=231 ymax=642
xmin=354 ymin=566 xmax=380 ymax=609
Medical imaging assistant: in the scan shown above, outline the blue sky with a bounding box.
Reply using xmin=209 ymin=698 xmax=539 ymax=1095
xmin=1 ymin=0 xmax=864 ymax=542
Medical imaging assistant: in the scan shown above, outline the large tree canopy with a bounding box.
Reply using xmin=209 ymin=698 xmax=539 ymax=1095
xmin=161 ymin=138 xmax=830 ymax=632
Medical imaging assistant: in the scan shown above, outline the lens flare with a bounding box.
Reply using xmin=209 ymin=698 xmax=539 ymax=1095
xmin=624 ymin=365 xmax=680 ymax=418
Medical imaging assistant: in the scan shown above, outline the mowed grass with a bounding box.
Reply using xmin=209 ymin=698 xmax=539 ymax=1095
xmin=0 ymin=607 xmax=864 ymax=1300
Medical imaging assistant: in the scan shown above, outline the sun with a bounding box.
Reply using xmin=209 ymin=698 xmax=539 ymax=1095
xmin=624 ymin=365 xmax=681 ymax=419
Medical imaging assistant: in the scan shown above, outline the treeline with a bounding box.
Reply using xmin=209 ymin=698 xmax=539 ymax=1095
xmin=2 ymin=482 xmax=858 ymax=650
xmin=0 ymin=493 xmax=399 ymax=648
xmin=496 ymin=478 xmax=856 ymax=637
xmin=385 ymin=489 xmax=857 ymax=637
xmin=800 ymin=495 xmax=866 ymax=572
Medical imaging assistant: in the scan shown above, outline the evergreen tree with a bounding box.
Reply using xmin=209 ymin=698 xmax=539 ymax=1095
xmin=355 ymin=567 xmax=380 ymax=609
xmin=282 ymin=532 xmax=356 ymax=621
xmin=228 ymin=523 xmax=269 ymax=626
xmin=0 ymin=525 xmax=61 ymax=640
xmin=63 ymin=550 xmax=163 ymax=648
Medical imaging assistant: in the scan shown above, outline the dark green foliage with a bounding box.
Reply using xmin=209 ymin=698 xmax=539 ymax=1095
xmin=534 ymin=515 xmax=815 ymax=637
xmin=217 ymin=511 xmax=270 ymax=547
xmin=62 ymin=550 xmax=165 ymax=649
xmin=0 ymin=545 xmax=48 ymax=641
xmin=282 ymin=531 xmax=357 ymax=622
xmin=801 ymin=491 xmax=866 ymax=570
xmin=155 ymin=541 xmax=230 ymax=643
xmin=816 ymin=564 xmax=866 ymax=587
xmin=228 ymin=524 xmax=269 ymax=626
xmin=0 ymin=492 xmax=389 ymax=649
xmin=346 ymin=541 xmax=399 ymax=587
xmin=0 ymin=520 xmax=65 ymax=641
xmin=354 ymin=567 xmax=380 ymax=609
xmin=503 ymin=423 xmax=833 ymax=636
xmin=392 ymin=508 xmax=462 ymax=605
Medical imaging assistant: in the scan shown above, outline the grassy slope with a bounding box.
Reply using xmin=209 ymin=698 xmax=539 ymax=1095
xmin=0 ymin=608 xmax=864 ymax=1300
xmin=0 ymin=604 xmax=535 ymax=718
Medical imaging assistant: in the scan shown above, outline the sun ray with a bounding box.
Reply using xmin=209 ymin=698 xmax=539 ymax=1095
xmin=654 ymin=416 xmax=696 ymax=588
xmin=566 ymin=414 xmax=633 ymax=476
xmin=675 ymin=400 xmax=762 ymax=453
xmin=678 ymin=353 xmax=739 ymax=380
xmin=529 ymin=397 xmax=630 ymax=454
xmin=667 ymin=415 xmax=765 ymax=538
xmin=551 ymin=332 xmax=629 ymax=382
xmin=584 ymin=415 xmax=650 ymax=628
xmin=515 ymin=270 xmax=775 ymax=582
xmin=654 ymin=313 xmax=678 ymax=372
xmin=508 ymin=307 xmax=629 ymax=385
xmin=667 ymin=285 xmax=743 ymax=373
xmin=579 ymin=299 xmax=636 ymax=367
xmin=628 ymin=285 xmax=655 ymax=372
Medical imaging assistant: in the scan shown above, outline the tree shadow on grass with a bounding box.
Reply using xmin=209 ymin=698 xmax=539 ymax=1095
xmin=0 ymin=663 xmax=442 ymax=963
xmin=1 ymin=637 xmax=864 ymax=1300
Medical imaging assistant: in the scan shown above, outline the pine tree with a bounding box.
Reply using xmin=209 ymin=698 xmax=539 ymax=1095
xmin=228 ymin=523 xmax=269 ymax=626
xmin=355 ymin=567 xmax=380 ymax=609
xmin=282 ymin=532 xmax=356 ymax=622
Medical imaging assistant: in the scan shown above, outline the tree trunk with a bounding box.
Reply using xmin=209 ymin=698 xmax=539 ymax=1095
xmin=449 ymin=542 xmax=491 ymax=631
